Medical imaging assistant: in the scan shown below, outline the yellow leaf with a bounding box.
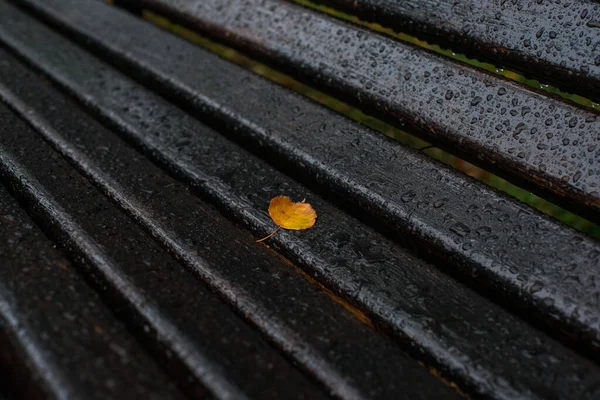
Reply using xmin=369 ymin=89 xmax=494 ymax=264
xmin=256 ymin=196 xmax=317 ymax=242
xmin=269 ymin=196 xmax=317 ymax=229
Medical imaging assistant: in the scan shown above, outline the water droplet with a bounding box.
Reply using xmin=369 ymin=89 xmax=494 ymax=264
xmin=471 ymin=96 xmax=482 ymax=106
xmin=450 ymin=222 xmax=470 ymax=237
xmin=401 ymin=190 xmax=417 ymax=203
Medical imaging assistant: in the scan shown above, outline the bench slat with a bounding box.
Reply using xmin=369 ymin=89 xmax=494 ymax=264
xmin=308 ymin=0 xmax=600 ymax=101
xmin=2 ymin=6 xmax=599 ymax=398
xmin=0 ymin=106 xmax=344 ymax=400
xmin=4 ymin=0 xmax=600 ymax=359
xmin=105 ymin=0 xmax=600 ymax=222
xmin=0 ymin=51 xmax=460 ymax=400
xmin=0 ymin=186 xmax=183 ymax=399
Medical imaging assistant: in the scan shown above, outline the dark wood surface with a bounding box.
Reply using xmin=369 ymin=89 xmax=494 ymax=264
xmin=1 ymin=2 xmax=600 ymax=398
xmin=310 ymin=0 xmax=600 ymax=101
xmin=1 ymin=0 xmax=599 ymax=399
xmin=4 ymin=0 xmax=600 ymax=359
xmin=110 ymin=0 xmax=600 ymax=222
xmin=0 ymin=45 xmax=459 ymax=400
xmin=0 ymin=103 xmax=336 ymax=400
xmin=0 ymin=184 xmax=183 ymax=400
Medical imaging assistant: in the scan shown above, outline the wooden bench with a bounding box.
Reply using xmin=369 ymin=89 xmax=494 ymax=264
xmin=0 ymin=0 xmax=598 ymax=398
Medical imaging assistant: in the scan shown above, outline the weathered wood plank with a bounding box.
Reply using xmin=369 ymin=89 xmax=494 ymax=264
xmin=309 ymin=0 xmax=600 ymax=101
xmin=3 ymin=0 xmax=600 ymax=360
xmin=1 ymin=8 xmax=599 ymax=398
xmin=106 ymin=0 xmax=600 ymax=221
xmin=0 ymin=186 xmax=183 ymax=400
xmin=0 ymin=52 xmax=460 ymax=400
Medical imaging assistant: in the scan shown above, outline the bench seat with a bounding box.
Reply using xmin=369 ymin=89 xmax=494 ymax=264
xmin=1 ymin=0 xmax=599 ymax=398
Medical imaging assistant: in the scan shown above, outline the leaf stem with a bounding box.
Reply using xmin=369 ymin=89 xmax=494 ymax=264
xmin=256 ymin=226 xmax=281 ymax=242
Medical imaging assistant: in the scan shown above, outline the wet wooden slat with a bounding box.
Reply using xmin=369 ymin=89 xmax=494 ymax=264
xmin=0 ymin=52 xmax=460 ymax=400
xmin=0 ymin=105 xmax=337 ymax=400
xmin=0 ymin=186 xmax=183 ymax=400
xmin=3 ymin=0 xmax=600 ymax=360
xmin=1 ymin=8 xmax=599 ymax=399
xmin=104 ymin=0 xmax=600 ymax=222
xmin=308 ymin=0 xmax=600 ymax=101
